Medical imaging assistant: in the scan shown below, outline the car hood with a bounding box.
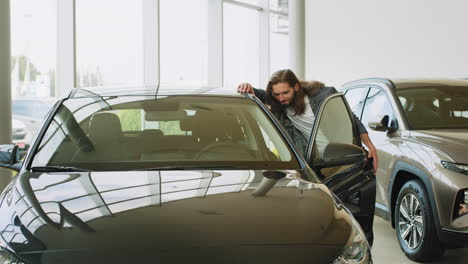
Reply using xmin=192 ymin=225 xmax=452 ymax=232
xmin=0 ymin=170 xmax=352 ymax=263
xmin=410 ymin=129 xmax=468 ymax=162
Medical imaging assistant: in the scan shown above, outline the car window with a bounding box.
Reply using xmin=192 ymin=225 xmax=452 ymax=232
xmin=30 ymin=96 xmax=300 ymax=170
xmin=361 ymin=88 xmax=395 ymax=128
xmin=398 ymin=96 xmax=407 ymax=109
xmin=397 ymin=86 xmax=468 ymax=129
xmin=344 ymin=87 xmax=368 ymax=119
xmin=308 ymin=96 xmax=355 ymax=179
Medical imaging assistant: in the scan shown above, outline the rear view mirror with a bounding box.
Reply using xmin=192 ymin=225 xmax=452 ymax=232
xmin=0 ymin=144 xmax=21 ymax=171
xmin=368 ymin=115 xmax=395 ymax=132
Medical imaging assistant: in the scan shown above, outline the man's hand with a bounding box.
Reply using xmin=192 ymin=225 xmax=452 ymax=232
xmin=237 ymin=83 xmax=255 ymax=95
xmin=360 ymin=133 xmax=378 ymax=173
xmin=367 ymin=145 xmax=378 ymax=173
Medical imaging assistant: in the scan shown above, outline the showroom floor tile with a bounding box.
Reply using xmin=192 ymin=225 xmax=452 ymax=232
xmin=372 ymin=216 xmax=468 ymax=263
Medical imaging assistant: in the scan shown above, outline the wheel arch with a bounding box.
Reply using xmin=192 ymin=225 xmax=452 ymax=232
xmin=389 ymin=161 xmax=441 ymax=232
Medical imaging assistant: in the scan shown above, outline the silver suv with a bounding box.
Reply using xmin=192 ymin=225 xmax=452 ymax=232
xmin=343 ymin=78 xmax=468 ymax=262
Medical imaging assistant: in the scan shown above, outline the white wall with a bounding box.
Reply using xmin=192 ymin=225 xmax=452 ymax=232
xmin=305 ymin=0 xmax=468 ymax=89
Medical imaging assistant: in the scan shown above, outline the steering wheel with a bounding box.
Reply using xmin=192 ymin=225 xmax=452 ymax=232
xmin=195 ymin=142 xmax=254 ymax=160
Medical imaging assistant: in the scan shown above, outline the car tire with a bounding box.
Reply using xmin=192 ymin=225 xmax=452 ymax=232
xmin=394 ymin=180 xmax=444 ymax=261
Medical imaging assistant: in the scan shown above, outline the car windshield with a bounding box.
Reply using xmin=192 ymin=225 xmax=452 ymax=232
xmin=397 ymin=86 xmax=468 ymax=130
xmin=30 ymin=95 xmax=300 ymax=171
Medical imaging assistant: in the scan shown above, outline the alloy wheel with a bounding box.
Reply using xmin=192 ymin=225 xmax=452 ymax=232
xmin=398 ymin=193 xmax=424 ymax=249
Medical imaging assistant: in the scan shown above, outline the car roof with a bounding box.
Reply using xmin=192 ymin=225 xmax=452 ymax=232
xmin=67 ymin=86 xmax=243 ymax=99
xmin=343 ymin=78 xmax=468 ymax=90
xmin=391 ymin=78 xmax=468 ymax=89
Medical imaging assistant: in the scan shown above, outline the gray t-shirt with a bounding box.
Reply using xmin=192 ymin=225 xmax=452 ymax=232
xmin=285 ymin=96 xmax=314 ymax=139
xmin=285 ymin=96 xmax=329 ymax=153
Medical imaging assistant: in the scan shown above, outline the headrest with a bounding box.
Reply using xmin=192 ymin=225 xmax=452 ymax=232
xmin=141 ymin=129 xmax=164 ymax=137
xmin=88 ymin=112 xmax=122 ymax=143
xmin=180 ymin=115 xmax=197 ymax=131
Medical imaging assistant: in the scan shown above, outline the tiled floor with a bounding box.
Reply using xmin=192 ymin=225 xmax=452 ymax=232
xmin=372 ymin=216 xmax=468 ymax=263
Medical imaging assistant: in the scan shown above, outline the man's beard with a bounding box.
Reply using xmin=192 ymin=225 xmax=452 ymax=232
xmin=280 ymin=90 xmax=297 ymax=108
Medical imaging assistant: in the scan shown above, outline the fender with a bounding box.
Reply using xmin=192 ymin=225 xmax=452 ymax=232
xmin=387 ymin=161 xmax=442 ymax=235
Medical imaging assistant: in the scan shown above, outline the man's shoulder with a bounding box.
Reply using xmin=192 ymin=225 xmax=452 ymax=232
xmin=304 ymin=84 xmax=337 ymax=98
xmin=302 ymin=81 xmax=326 ymax=96
xmin=322 ymin=86 xmax=338 ymax=93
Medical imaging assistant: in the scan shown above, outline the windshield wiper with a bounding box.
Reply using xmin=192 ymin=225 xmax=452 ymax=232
xmin=30 ymin=166 xmax=91 ymax=172
xmin=133 ymin=165 xmax=243 ymax=171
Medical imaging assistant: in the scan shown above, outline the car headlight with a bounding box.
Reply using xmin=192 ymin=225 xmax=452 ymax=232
xmin=0 ymin=247 xmax=22 ymax=264
xmin=332 ymin=216 xmax=372 ymax=264
xmin=441 ymin=161 xmax=468 ymax=175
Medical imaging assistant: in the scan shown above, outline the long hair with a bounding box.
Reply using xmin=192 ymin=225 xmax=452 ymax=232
xmin=266 ymin=69 xmax=306 ymax=115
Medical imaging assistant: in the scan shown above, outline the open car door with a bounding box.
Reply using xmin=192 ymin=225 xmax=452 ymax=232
xmin=305 ymin=93 xmax=374 ymax=198
xmin=305 ymin=92 xmax=376 ymax=244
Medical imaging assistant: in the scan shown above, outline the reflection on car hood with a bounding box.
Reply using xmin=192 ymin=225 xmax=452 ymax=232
xmin=0 ymin=170 xmax=352 ymax=263
xmin=411 ymin=129 xmax=468 ymax=162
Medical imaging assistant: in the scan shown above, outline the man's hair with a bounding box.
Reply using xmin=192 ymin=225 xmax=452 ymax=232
xmin=266 ymin=69 xmax=306 ymax=115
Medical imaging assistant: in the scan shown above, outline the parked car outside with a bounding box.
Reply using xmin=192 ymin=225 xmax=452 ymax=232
xmin=12 ymin=98 xmax=54 ymax=145
xmin=1 ymin=87 xmax=374 ymax=263
xmin=343 ymin=78 xmax=468 ymax=261
xmin=12 ymin=119 xmax=28 ymax=147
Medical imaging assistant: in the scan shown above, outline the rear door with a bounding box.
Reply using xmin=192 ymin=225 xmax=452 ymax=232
xmin=305 ymin=93 xmax=373 ymax=201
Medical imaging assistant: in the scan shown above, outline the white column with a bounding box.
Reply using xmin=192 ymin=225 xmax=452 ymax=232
xmin=0 ymin=0 xmax=12 ymax=191
xmin=142 ymin=0 xmax=159 ymax=88
xmin=259 ymin=0 xmax=270 ymax=87
xmin=206 ymin=0 xmax=223 ymax=87
xmin=289 ymin=0 xmax=305 ymax=80
xmin=57 ymin=0 xmax=75 ymax=96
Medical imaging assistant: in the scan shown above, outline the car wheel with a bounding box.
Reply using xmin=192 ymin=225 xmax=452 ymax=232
xmin=394 ymin=180 xmax=444 ymax=261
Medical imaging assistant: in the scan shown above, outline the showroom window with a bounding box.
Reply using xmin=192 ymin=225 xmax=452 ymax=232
xmin=223 ymin=0 xmax=289 ymax=90
xmin=9 ymin=0 xmax=57 ymax=145
xmin=269 ymin=0 xmax=289 ymax=73
xmin=10 ymin=0 xmax=57 ymax=98
xmin=223 ymin=1 xmax=261 ymax=89
xmin=160 ymin=0 xmax=210 ymax=87
xmin=75 ymin=0 xmax=143 ymax=88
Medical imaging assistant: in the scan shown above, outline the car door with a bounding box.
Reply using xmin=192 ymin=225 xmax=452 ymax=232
xmin=359 ymin=87 xmax=400 ymax=210
xmin=305 ymin=93 xmax=374 ymax=202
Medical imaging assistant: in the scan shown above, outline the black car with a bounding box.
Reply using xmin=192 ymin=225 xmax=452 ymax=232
xmin=0 ymin=87 xmax=374 ymax=263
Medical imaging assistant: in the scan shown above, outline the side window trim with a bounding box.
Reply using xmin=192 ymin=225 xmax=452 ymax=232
xmin=344 ymin=85 xmax=370 ymax=120
xmin=362 ymin=86 xmax=398 ymax=129
xmin=23 ymin=100 xmax=64 ymax=171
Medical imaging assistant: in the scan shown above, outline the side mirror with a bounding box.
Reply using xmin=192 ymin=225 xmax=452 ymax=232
xmin=368 ymin=115 xmax=395 ymax=132
xmin=315 ymin=142 xmax=366 ymax=168
xmin=0 ymin=144 xmax=21 ymax=171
